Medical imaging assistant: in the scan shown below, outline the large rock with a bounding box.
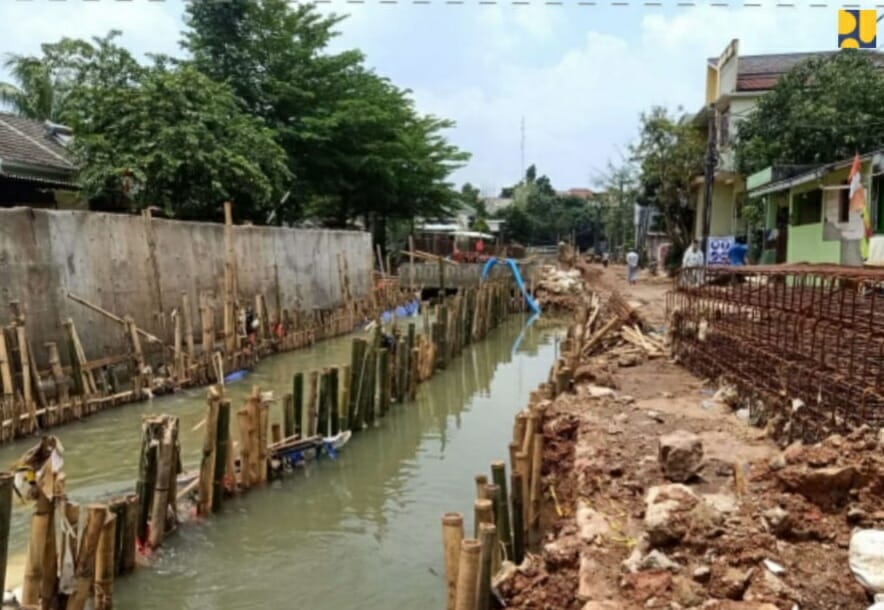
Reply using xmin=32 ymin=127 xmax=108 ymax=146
xmin=849 ymin=529 xmax=884 ymax=594
xmin=578 ymin=553 xmax=617 ymax=601
xmin=658 ymin=430 xmax=704 ymax=482
xmin=577 ymin=502 xmax=611 ymax=543
xmin=777 ymin=465 xmax=861 ymax=508
xmin=644 ymin=484 xmax=701 ymax=546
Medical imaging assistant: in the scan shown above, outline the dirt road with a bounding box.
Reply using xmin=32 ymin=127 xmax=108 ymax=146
xmin=498 ymin=261 xmax=882 ymax=610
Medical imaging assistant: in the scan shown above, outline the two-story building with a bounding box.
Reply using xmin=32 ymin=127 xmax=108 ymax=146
xmin=691 ymin=40 xmax=839 ymax=261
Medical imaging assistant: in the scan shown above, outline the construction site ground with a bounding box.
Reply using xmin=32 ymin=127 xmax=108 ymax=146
xmin=500 ymin=264 xmax=884 ymax=610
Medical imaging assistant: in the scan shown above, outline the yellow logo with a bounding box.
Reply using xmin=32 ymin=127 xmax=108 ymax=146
xmin=839 ymin=9 xmax=877 ymax=48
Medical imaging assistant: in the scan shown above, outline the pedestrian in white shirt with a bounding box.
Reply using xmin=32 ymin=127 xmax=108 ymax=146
xmin=626 ymin=250 xmax=639 ymax=285
xmin=681 ymin=240 xmax=705 ymax=286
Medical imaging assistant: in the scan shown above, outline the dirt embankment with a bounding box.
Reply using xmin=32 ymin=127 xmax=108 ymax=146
xmin=500 ymin=263 xmax=883 ymax=610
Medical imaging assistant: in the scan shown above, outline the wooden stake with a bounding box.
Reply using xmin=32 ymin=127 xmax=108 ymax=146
xmin=292 ymin=373 xmax=304 ymax=437
xmin=120 ymin=495 xmax=138 ymax=575
xmin=94 ymin=513 xmax=117 ymax=610
xmin=199 ymin=292 xmax=214 ymax=361
xmin=510 ymin=471 xmax=525 ymax=565
xmin=0 ymin=473 xmax=12 ymax=597
xmin=477 ymin=523 xmax=496 ymax=610
xmin=148 ymin=417 xmax=176 ymax=548
xmin=66 ymin=504 xmax=107 ymax=610
xmin=22 ymin=492 xmax=51 ymax=606
xmin=475 ymin=474 xmax=488 ymax=501
xmin=46 ymin=342 xmax=69 ymax=404
xmin=442 ymin=513 xmax=464 ymax=610
xmin=213 ymin=400 xmax=230 ymax=513
xmin=197 ymin=390 xmax=220 ymax=515
xmin=182 ymin=293 xmax=195 ymax=368
xmin=490 ymin=461 xmax=513 ymax=561
xmin=529 ymin=432 xmax=544 ymax=538
xmin=453 ymin=539 xmax=481 ymax=610
xmin=306 ymin=371 xmax=319 ymax=437
xmin=223 ymin=201 xmax=236 ymax=355
xmin=473 ymin=498 xmax=494 ymax=539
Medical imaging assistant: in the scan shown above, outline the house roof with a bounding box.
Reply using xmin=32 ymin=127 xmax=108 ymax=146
xmin=707 ymin=50 xmax=884 ymax=93
xmin=0 ymin=113 xmax=76 ymax=173
xmin=747 ymin=149 xmax=884 ymax=198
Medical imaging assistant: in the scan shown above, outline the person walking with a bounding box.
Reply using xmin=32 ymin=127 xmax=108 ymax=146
xmin=682 ymin=240 xmax=705 ymax=286
xmin=626 ymin=249 xmax=639 ymax=285
xmin=728 ymin=236 xmax=749 ymax=266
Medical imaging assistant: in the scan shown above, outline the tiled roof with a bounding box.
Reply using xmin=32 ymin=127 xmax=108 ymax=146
xmin=708 ymin=50 xmax=884 ymax=93
xmin=0 ymin=113 xmax=75 ymax=172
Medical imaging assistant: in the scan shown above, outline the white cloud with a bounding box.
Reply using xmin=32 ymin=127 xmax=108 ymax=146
xmin=0 ymin=1 xmax=185 ymax=64
xmin=0 ymin=1 xmax=845 ymax=196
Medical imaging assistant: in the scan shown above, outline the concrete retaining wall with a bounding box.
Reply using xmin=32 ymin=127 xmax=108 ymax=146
xmin=0 ymin=208 xmax=372 ymax=366
xmin=398 ymin=260 xmax=541 ymax=289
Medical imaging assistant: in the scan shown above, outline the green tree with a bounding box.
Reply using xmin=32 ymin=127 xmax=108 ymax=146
xmin=0 ymin=53 xmax=64 ymax=120
xmin=594 ymin=160 xmax=638 ymax=253
xmin=183 ymin=0 xmax=468 ymax=234
xmin=40 ymin=33 xmax=290 ymax=220
xmin=735 ymin=51 xmax=884 ymax=175
xmin=631 ymin=106 xmax=704 ymax=251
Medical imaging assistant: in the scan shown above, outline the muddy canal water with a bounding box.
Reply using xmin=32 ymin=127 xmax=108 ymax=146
xmin=0 ymin=316 xmax=563 ymax=609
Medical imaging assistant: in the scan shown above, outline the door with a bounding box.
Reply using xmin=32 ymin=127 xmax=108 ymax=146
xmin=775 ymin=204 xmax=788 ymax=263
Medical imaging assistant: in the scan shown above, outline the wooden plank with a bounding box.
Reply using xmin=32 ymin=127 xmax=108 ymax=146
xmin=66 ymin=292 xmax=162 ymax=345
xmin=223 ymin=202 xmax=236 ymax=355
xmin=182 ymin=293 xmax=195 ymax=366
xmin=0 ymin=332 xmax=12 ymax=397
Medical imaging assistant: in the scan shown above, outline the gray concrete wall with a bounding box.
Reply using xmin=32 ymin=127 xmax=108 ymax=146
xmin=0 ymin=208 xmax=372 ymax=366
xmin=398 ymin=260 xmax=540 ymax=289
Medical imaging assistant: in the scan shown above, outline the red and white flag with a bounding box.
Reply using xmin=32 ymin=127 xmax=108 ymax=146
xmin=848 ymin=153 xmax=866 ymax=212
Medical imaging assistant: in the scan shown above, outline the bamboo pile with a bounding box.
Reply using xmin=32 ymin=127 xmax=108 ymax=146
xmin=12 ymin=436 xmax=137 ymax=610
xmin=135 ymin=414 xmax=181 ymax=550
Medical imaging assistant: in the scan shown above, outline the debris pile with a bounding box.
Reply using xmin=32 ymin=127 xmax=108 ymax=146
xmin=496 ymin=285 xmax=884 ymax=610
xmin=534 ymin=265 xmax=587 ymax=312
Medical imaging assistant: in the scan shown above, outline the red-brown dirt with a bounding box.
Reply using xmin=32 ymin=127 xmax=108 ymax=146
xmin=497 ymin=263 xmax=883 ymax=610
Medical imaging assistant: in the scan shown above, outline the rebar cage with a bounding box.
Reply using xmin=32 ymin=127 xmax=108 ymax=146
xmin=666 ymin=263 xmax=884 ymax=442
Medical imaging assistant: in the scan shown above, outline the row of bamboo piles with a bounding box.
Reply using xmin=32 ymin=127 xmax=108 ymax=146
xmin=440 ymin=285 xmax=654 ymax=610
xmin=285 ymin=279 xmax=518 ymax=441
xmin=11 ymin=278 xmax=525 ymax=608
xmin=440 ymin=385 xmax=554 ymax=610
xmin=0 ymin=279 xmax=407 ymax=449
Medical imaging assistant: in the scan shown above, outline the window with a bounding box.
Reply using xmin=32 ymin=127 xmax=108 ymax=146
xmin=718 ymin=109 xmax=730 ymax=147
xmin=839 ymin=179 xmax=850 ymax=223
xmin=792 ymin=190 xmax=823 ymax=226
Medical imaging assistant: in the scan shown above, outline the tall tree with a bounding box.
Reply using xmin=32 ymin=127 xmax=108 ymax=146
xmin=37 ymin=33 xmax=290 ymax=219
xmin=631 ymin=106 xmax=704 ymax=251
xmin=0 ymin=53 xmax=63 ymax=120
xmin=735 ymin=50 xmax=884 ymax=174
xmin=183 ymin=0 xmax=467 ymax=232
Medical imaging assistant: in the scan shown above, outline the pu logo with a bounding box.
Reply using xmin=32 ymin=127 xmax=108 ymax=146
xmin=839 ymin=9 xmax=879 ymax=49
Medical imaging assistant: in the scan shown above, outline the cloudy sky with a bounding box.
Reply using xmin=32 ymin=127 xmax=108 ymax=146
xmin=0 ymin=1 xmax=840 ymax=194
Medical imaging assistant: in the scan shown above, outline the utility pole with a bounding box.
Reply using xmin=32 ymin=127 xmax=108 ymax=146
xmin=702 ymin=103 xmax=717 ymax=261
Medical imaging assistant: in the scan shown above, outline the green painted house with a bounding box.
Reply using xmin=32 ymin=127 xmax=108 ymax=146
xmin=746 ymin=151 xmax=884 ymax=265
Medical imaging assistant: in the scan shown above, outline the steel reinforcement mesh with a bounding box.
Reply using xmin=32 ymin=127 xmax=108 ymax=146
xmin=666 ymin=264 xmax=884 ymax=441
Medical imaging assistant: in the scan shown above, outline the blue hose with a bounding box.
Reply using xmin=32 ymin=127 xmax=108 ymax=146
xmin=480 ymin=257 xmax=541 ymax=315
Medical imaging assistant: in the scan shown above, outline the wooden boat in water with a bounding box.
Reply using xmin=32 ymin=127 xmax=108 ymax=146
xmin=176 ymin=429 xmax=353 ymax=491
